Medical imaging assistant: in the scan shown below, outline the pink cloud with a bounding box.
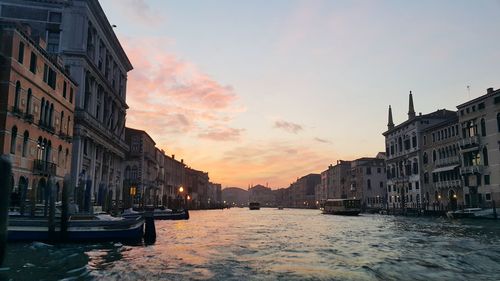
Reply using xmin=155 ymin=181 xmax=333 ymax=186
xmin=122 ymin=37 xmax=244 ymax=142
xmin=274 ymin=120 xmax=303 ymax=134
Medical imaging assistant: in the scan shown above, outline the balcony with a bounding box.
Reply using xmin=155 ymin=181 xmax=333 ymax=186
xmin=435 ymin=156 xmax=460 ymax=167
xmin=460 ymin=165 xmax=483 ymax=175
xmin=33 ymin=159 xmax=56 ymax=176
xmin=10 ymin=106 xmax=23 ymax=118
xmin=459 ymin=135 xmax=480 ymax=148
xmin=24 ymin=113 xmax=34 ymax=123
xmin=434 ymin=179 xmax=461 ymax=189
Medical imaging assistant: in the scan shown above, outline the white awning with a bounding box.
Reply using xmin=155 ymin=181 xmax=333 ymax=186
xmin=432 ymin=165 xmax=459 ymax=173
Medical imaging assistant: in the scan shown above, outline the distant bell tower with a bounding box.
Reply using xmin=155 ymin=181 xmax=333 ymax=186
xmin=387 ymin=105 xmax=394 ymax=130
xmin=408 ymin=91 xmax=416 ymax=119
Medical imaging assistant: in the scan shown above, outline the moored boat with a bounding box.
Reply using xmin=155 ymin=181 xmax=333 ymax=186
xmin=7 ymin=214 xmax=144 ymax=242
xmin=446 ymin=208 xmax=497 ymax=219
xmin=249 ymin=202 xmax=260 ymax=210
xmin=122 ymin=208 xmax=189 ymax=220
xmin=322 ymin=199 xmax=361 ymax=216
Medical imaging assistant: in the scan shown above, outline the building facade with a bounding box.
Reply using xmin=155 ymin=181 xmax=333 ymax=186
xmin=0 ymin=21 xmax=75 ymax=210
xmin=350 ymin=155 xmax=386 ymax=209
xmin=330 ymin=160 xmax=352 ymax=199
xmin=384 ymin=93 xmax=456 ymax=210
xmin=123 ymin=127 xmax=158 ymax=207
xmin=457 ymin=87 xmax=500 ymax=207
xmin=0 ymin=0 xmax=133 ymax=210
xmin=421 ymin=116 xmax=462 ymax=210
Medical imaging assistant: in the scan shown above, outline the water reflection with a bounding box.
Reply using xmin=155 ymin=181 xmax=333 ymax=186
xmin=2 ymin=209 xmax=500 ymax=280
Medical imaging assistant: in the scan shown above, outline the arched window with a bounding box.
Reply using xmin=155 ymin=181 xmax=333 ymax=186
xmin=40 ymin=98 xmax=45 ymax=124
xmin=423 ymin=152 xmax=428 ymax=164
xmin=26 ymin=88 xmax=32 ymax=115
xmin=60 ymin=111 xmax=64 ymax=132
xmin=131 ymin=166 xmax=138 ymax=179
xmin=65 ymin=148 xmax=69 ymax=169
xmin=481 ymin=118 xmax=486 ymax=137
xmin=49 ymin=103 xmax=54 ymax=127
xmin=22 ymin=131 xmax=29 ymax=157
xmin=413 ymin=162 xmax=418 ymax=174
xmin=432 ymin=150 xmax=437 ymax=162
xmin=483 ymin=147 xmax=489 ymax=166
xmin=398 ymin=137 xmax=403 ymax=152
xmin=14 ymin=81 xmax=21 ymax=109
xmin=57 ymin=145 xmax=62 ymax=166
xmin=10 ymin=126 xmax=17 ymax=154
xmin=46 ymin=140 xmax=52 ymax=163
xmin=44 ymin=101 xmax=49 ymax=126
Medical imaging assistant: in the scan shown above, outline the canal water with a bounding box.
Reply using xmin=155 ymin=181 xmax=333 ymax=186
xmin=1 ymin=208 xmax=500 ymax=280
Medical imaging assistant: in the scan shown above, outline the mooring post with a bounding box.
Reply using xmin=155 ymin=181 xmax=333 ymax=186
xmin=60 ymin=175 xmax=70 ymax=242
xmin=48 ymin=177 xmax=56 ymax=242
xmin=143 ymin=211 xmax=156 ymax=245
xmin=0 ymin=156 xmax=12 ymax=266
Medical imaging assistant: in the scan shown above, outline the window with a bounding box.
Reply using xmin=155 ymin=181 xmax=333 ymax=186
xmin=40 ymin=97 xmax=45 ymax=124
xmin=404 ymin=139 xmax=411 ymax=150
xmin=413 ymin=162 xmax=418 ymax=174
xmin=70 ymin=88 xmax=74 ymax=104
xmin=423 ymin=152 xmax=428 ymax=164
xmin=366 ymin=167 xmax=371 ymax=175
xmin=83 ymin=138 xmax=88 ymax=156
xmin=60 ymin=111 xmax=64 ymax=132
xmin=47 ymin=31 xmax=60 ymax=53
xmin=398 ymin=137 xmax=402 ymax=152
xmin=424 ymin=172 xmax=429 ymax=184
xmin=380 ymin=182 xmax=383 ymax=188
xmin=367 ymin=179 xmax=371 ymax=189
xmin=478 ymin=102 xmax=485 ymax=110
xmin=377 ymin=167 xmax=381 ymax=173
xmin=495 ymin=96 xmax=500 ymax=104
xmin=483 ymin=147 xmax=489 ymax=166
xmin=43 ymin=64 xmax=49 ymax=82
xmin=14 ymin=81 xmax=21 ymax=109
xmin=57 ymin=145 xmax=62 ymax=166
xmin=481 ymin=118 xmax=486 ymax=137
xmin=48 ymin=68 xmax=57 ymax=89
xmin=497 ymin=113 xmax=500 ymax=132
xmin=18 ymin=41 xmax=24 ymax=64
xmin=65 ymin=149 xmax=69 ymax=169
xmin=485 ymin=175 xmax=490 ymax=185
xmin=63 ymin=82 xmax=67 ymax=98
xmin=10 ymin=126 xmax=17 ymax=154
xmin=22 ymin=131 xmax=29 ymax=157
xmin=486 ymin=193 xmax=491 ymax=201
xmin=26 ymin=88 xmax=32 ymax=114
xmin=412 ymin=136 xmax=417 ymax=148
xmin=433 ymin=150 xmax=436 ymax=162
xmin=49 ymin=12 xmax=62 ymax=22
xmin=416 ymin=182 xmax=419 ymax=189
xmin=29 ymin=52 xmax=37 ymax=74
xmin=432 ymin=133 xmax=435 ymax=142
xmin=423 ymin=136 xmax=427 ymax=145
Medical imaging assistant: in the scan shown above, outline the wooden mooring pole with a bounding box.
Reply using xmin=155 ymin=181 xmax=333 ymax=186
xmin=60 ymin=175 xmax=71 ymax=242
xmin=0 ymin=156 xmax=12 ymax=266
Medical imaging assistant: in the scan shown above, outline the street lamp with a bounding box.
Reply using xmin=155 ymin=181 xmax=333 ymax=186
xmin=179 ymin=186 xmax=184 ymax=193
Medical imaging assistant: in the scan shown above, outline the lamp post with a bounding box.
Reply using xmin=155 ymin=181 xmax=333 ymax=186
xmin=178 ymin=186 xmax=184 ymax=209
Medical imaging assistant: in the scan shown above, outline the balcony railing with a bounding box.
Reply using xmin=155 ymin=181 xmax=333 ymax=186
xmin=459 ymin=165 xmax=483 ymax=175
xmin=24 ymin=113 xmax=34 ymax=123
xmin=459 ymin=135 xmax=480 ymax=148
xmin=434 ymin=179 xmax=461 ymax=189
xmin=11 ymin=106 xmax=23 ymax=117
xmin=33 ymin=159 xmax=56 ymax=176
xmin=435 ymin=156 xmax=460 ymax=167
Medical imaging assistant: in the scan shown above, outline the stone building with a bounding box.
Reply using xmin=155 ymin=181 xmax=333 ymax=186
xmin=248 ymin=184 xmax=275 ymax=207
xmin=288 ymin=174 xmax=320 ymax=208
xmin=350 ymin=154 xmax=386 ymax=209
xmin=0 ymin=0 xmax=133 ymax=210
xmin=185 ymin=167 xmax=209 ymax=209
xmin=123 ymin=127 xmax=158 ymax=207
xmin=330 ymin=160 xmax=352 ymax=199
xmin=457 ymin=87 xmax=500 ymax=207
xmin=164 ymin=154 xmax=185 ymax=208
xmin=0 ymin=21 xmax=76 ymax=210
xmin=384 ymin=92 xmax=456 ymax=210
xmin=421 ymin=116 xmax=462 ymax=210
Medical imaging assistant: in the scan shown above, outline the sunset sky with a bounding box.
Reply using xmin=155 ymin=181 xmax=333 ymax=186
xmin=100 ymin=0 xmax=500 ymax=188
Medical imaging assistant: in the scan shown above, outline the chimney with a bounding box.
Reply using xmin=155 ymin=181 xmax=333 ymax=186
xmin=172 ymin=154 xmax=175 ymax=159
xmin=181 ymin=159 xmax=184 ymax=164
xmin=487 ymin=87 xmax=494 ymax=94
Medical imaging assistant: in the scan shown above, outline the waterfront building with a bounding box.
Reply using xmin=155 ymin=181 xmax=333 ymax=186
xmin=123 ymin=127 xmax=158 ymax=207
xmin=185 ymin=167 xmax=209 ymax=209
xmin=248 ymin=184 xmax=275 ymax=207
xmin=384 ymin=93 xmax=456 ymax=209
xmin=0 ymin=21 xmax=76 ymax=209
xmin=207 ymin=182 xmax=222 ymax=208
xmin=421 ymin=115 xmax=462 ymax=210
xmin=221 ymin=187 xmax=249 ymax=207
xmin=457 ymin=87 xmax=500 ymax=207
xmin=288 ymin=174 xmax=320 ymax=208
xmin=318 ymin=165 xmax=334 ymax=203
xmin=0 ymin=0 xmax=133 ymax=210
xmin=330 ymin=160 xmax=352 ymax=199
xmin=164 ymin=154 xmax=186 ymax=208
xmin=155 ymin=148 xmax=166 ymax=206
xmin=350 ymin=154 xmax=386 ymax=209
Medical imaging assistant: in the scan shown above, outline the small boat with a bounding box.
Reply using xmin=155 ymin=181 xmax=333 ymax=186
xmin=249 ymin=202 xmax=260 ymax=210
xmin=8 ymin=214 xmax=144 ymax=242
xmin=446 ymin=208 xmax=497 ymax=219
xmin=122 ymin=208 xmax=189 ymax=220
xmin=322 ymin=199 xmax=361 ymax=216
xmin=277 ymin=206 xmax=284 ymax=210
